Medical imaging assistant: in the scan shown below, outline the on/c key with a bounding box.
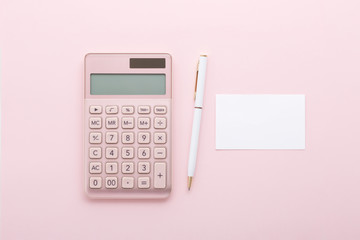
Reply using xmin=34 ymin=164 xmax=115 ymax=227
xmin=154 ymin=162 xmax=166 ymax=189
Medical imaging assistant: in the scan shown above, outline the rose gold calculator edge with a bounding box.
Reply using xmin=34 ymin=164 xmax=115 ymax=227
xmin=84 ymin=53 xmax=172 ymax=199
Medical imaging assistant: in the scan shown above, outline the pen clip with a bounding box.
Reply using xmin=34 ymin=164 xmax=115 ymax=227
xmin=194 ymin=60 xmax=199 ymax=101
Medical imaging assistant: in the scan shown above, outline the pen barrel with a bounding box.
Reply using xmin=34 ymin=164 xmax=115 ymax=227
xmin=188 ymin=108 xmax=202 ymax=177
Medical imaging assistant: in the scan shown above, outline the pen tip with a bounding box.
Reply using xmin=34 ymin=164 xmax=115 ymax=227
xmin=188 ymin=176 xmax=193 ymax=190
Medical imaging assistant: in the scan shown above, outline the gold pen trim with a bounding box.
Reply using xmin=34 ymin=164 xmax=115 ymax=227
xmin=188 ymin=176 xmax=193 ymax=190
xmin=194 ymin=60 xmax=199 ymax=101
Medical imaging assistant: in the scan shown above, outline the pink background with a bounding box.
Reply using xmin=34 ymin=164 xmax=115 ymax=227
xmin=1 ymin=0 xmax=360 ymax=239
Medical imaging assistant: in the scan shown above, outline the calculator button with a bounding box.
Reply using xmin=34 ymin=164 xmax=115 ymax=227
xmin=138 ymin=117 xmax=151 ymax=129
xmin=154 ymin=106 xmax=167 ymax=114
xmin=89 ymin=177 xmax=102 ymax=189
xmin=89 ymin=132 xmax=102 ymax=144
xmin=154 ymin=132 xmax=166 ymax=144
xmin=121 ymin=117 xmax=134 ymax=129
xmin=105 ymin=132 xmax=118 ymax=144
xmin=106 ymin=147 xmax=118 ymax=159
xmin=122 ymin=132 xmax=135 ymax=144
xmin=122 ymin=177 xmax=134 ymax=189
xmin=89 ymin=118 xmax=102 ymax=129
xmin=154 ymin=117 xmax=167 ymax=129
xmin=89 ymin=162 xmax=102 ymax=174
xmin=138 ymin=148 xmax=150 ymax=159
xmin=138 ymin=177 xmax=150 ymax=189
xmin=106 ymin=117 xmax=118 ymax=129
xmin=154 ymin=163 xmax=166 ymax=189
xmin=105 ymin=105 xmax=118 ymax=114
xmin=154 ymin=148 xmax=166 ymax=159
xmin=138 ymin=162 xmax=150 ymax=174
xmin=122 ymin=106 xmax=134 ymax=114
xmin=89 ymin=106 xmax=102 ymax=114
xmin=122 ymin=162 xmax=135 ymax=174
xmin=138 ymin=132 xmax=150 ymax=144
xmin=105 ymin=177 xmax=118 ymax=189
xmin=122 ymin=147 xmax=134 ymax=159
xmin=106 ymin=162 xmax=118 ymax=174
xmin=89 ymin=147 xmax=101 ymax=159
xmin=138 ymin=105 xmax=150 ymax=114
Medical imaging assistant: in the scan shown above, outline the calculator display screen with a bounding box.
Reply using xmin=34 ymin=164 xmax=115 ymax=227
xmin=90 ymin=74 xmax=166 ymax=95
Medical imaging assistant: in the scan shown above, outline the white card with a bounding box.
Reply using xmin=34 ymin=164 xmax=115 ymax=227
xmin=216 ymin=94 xmax=305 ymax=149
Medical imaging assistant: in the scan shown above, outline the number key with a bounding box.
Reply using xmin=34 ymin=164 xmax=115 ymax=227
xmin=106 ymin=147 xmax=118 ymax=159
xmin=138 ymin=148 xmax=150 ymax=159
xmin=138 ymin=132 xmax=150 ymax=144
xmin=89 ymin=177 xmax=102 ymax=189
xmin=122 ymin=147 xmax=134 ymax=159
xmin=122 ymin=162 xmax=134 ymax=174
xmin=105 ymin=177 xmax=118 ymax=189
xmin=122 ymin=132 xmax=134 ymax=144
xmin=106 ymin=132 xmax=118 ymax=144
xmin=138 ymin=162 xmax=150 ymax=174
xmin=106 ymin=162 xmax=118 ymax=174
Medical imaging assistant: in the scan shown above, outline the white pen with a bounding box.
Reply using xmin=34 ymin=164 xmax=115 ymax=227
xmin=187 ymin=55 xmax=208 ymax=190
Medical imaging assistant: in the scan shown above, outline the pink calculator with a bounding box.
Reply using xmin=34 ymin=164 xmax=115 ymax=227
xmin=84 ymin=53 xmax=172 ymax=199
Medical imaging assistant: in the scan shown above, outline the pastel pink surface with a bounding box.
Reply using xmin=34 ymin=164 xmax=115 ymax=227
xmin=1 ymin=0 xmax=360 ymax=240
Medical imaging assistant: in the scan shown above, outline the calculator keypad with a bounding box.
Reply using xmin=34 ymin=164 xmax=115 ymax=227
xmin=86 ymin=103 xmax=170 ymax=195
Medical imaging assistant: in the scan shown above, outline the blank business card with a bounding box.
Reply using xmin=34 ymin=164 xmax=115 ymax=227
xmin=216 ymin=94 xmax=305 ymax=149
